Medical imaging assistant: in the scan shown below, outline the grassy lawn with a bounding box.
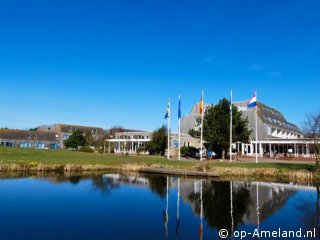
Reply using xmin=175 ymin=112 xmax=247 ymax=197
xmin=0 ymin=147 xmax=196 ymax=168
xmin=0 ymin=147 xmax=317 ymax=172
xmin=208 ymin=162 xmax=317 ymax=171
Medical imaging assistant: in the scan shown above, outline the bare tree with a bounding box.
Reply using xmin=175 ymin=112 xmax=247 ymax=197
xmin=302 ymin=111 xmax=320 ymax=166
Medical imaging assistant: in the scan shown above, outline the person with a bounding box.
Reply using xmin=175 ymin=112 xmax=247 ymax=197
xmin=207 ymin=150 xmax=212 ymax=159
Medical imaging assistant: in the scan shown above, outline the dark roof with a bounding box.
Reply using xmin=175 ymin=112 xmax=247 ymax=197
xmin=58 ymin=124 xmax=104 ymax=135
xmin=0 ymin=129 xmax=59 ymax=141
xmin=257 ymin=102 xmax=301 ymax=133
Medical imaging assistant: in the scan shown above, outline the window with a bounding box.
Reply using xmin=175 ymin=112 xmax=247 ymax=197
xmin=267 ymin=126 xmax=272 ymax=135
xmin=63 ymin=134 xmax=70 ymax=140
xmin=27 ymin=133 xmax=31 ymax=139
xmin=33 ymin=134 xmax=37 ymax=139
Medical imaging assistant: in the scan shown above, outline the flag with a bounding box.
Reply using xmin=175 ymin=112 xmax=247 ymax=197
xmin=247 ymin=91 xmax=257 ymax=108
xmin=199 ymin=93 xmax=203 ymax=115
xmin=164 ymin=101 xmax=170 ymax=119
xmin=178 ymin=96 xmax=181 ymax=120
xmin=229 ymin=90 xmax=233 ymax=112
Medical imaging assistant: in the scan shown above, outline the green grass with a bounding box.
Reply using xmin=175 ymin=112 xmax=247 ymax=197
xmin=208 ymin=162 xmax=317 ymax=171
xmin=0 ymin=147 xmax=196 ymax=168
xmin=0 ymin=147 xmax=317 ymax=172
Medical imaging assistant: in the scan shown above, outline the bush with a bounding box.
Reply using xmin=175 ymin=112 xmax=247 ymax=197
xmin=137 ymin=147 xmax=145 ymax=155
xmin=181 ymin=146 xmax=198 ymax=158
xmin=79 ymin=146 xmax=94 ymax=153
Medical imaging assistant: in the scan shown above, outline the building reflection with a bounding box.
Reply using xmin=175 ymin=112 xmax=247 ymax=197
xmin=39 ymin=172 xmax=318 ymax=239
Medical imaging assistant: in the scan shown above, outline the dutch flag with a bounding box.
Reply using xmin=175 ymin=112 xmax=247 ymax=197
xmin=247 ymin=91 xmax=257 ymax=108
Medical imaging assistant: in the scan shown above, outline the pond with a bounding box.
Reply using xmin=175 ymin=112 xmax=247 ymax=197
xmin=0 ymin=173 xmax=319 ymax=240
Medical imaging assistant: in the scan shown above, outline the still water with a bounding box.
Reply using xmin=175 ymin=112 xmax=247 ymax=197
xmin=0 ymin=173 xmax=319 ymax=240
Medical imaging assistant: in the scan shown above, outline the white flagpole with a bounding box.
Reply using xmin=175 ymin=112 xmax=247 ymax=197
xmin=230 ymin=181 xmax=234 ymax=236
xmin=200 ymin=91 xmax=204 ymax=161
xmin=255 ymin=92 xmax=258 ymax=164
xmin=167 ymin=99 xmax=170 ymax=160
xmin=178 ymin=95 xmax=181 ymax=161
xmin=230 ymin=90 xmax=233 ymax=163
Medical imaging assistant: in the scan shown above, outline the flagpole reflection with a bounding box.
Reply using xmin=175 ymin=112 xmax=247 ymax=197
xmin=163 ymin=176 xmax=169 ymax=239
xmin=230 ymin=181 xmax=234 ymax=239
xmin=176 ymin=178 xmax=180 ymax=238
xmin=256 ymin=182 xmax=260 ymax=239
xmin=199 ymin=179 xmax=203 ymax=240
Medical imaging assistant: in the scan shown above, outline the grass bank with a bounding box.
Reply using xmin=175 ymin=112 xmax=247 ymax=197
xmin=0 ymin=147 xmax=319 ymax=183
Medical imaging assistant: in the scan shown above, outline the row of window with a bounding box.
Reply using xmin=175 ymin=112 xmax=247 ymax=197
xmin=1 ymin=142 xmax=60 ymax=149
xmin=261 ymin=105 xmax=283 ymax=118
xmin=262 ymin=115 xmax=298 ymax=131
xmin=67 ymin=128 xmax=99 ymax=134
xmin=266 ymin=127 xmax=300 ymax=137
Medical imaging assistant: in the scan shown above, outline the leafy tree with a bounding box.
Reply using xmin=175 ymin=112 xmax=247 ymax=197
xmin=64 ymin=130 xmax=86 ymax=149
xmin=107 ymin=125 xmax=124 ymax=138
xmin=146 ymin=125 xmax=167 ymax=156
xmin=188 ymin=128 xmax=200 ymax=138
xmin=195 ymin=98 xmax=251 ymax=157
xmin=85 ymin=131 xmax=94 ymax=147
xmin=302 ymin=111 xmax=320 ymax=166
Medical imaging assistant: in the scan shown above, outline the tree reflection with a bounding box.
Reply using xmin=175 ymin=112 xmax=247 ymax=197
xmin=143 ymin=174 xmax=167 ymax=199
xmin=296 ymin=183 xmax=320 ymax=236
xmin=91 ymin=175 xmax=120 ymax=194
xmin=188 ymin=181 xmax=251 ymax=231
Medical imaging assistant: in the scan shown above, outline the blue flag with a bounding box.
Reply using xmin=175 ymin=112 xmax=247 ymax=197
xmin=164 ymin=101 xmax=170 ymax=119
xmin=178 ymin=96 xmax=181 ymax=119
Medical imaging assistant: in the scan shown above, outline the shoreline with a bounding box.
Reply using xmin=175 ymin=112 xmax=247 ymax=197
xmin=0 ymin=147 xmax=319 ymax=184
xmin=0 ymin=162 xmax=318 ymax=184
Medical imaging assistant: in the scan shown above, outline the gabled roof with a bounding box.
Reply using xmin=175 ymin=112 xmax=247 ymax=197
xmin=257 ymin=102 xmax=301 ymax=133
xmin=0 ymin=129 xmax=59 ymax=141
xmin=234 ymin=101 xmax=301 ymax=134
xmin=57 ymin=124 xmax=104 ymax=135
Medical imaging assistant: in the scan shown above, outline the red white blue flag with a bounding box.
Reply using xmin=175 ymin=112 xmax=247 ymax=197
xmin=247 ymin=91 xmax=257 ymax=108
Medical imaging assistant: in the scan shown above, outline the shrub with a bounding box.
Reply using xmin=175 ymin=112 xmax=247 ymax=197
xmin=79 ymin=146 xmax=94 ymax=153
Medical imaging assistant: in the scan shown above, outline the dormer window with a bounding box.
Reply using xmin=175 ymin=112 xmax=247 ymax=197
xmin=33 ymin=134 xmax=37 ymax=139
xmin=27 ymin=133 xmax=31 ymax=139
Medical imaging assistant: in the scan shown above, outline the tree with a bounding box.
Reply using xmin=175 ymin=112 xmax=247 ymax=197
xmin=188 ymin=128 xmax=200 ymax=138
xmin=64 ymin=130 xmax=86 ymax=149
xmin=107 ymin=125 xmax=124 ymax=138
xmin=85 ymin=131 xmax=94 ymax=147
xmin=146 ymin=125 xmax=167 ymax=156
xmin=195 ymin=98 xmax=251 ymax=157
xmin=302 ymin=111 xmax=320 ymax=166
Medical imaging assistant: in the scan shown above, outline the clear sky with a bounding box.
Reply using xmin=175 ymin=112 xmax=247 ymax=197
xmin=0 ymin=0 xmax=319 ymax=131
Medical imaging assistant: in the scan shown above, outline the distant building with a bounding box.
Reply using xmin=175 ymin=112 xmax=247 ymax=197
xmin=38 ymin=124 xmax=105 ymax=149
xmin=107 ymin=130 xmax=201 ymax=156
xmin=0 ymin=129 xmax=60 ymax=149
xmin=234 ymin=101 xmax=302 ymax=140
xmin=180 ymin=100 xmax=317 ymax=158
xmin=180 ymin=102 xmax=210 ymax=134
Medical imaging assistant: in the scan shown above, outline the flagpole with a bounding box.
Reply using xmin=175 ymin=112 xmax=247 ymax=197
xmin=200 ymin=91 xmax=204 ymax=161
xmin=178 ymin=95 xmax=181 ymax=161
xmin=255 ymin=92 xmax=258 ymax=164
xmin=230 ymin=90 xmax=233 ymax=163
xmin=167 ymin=98 xmax=170 ymax=160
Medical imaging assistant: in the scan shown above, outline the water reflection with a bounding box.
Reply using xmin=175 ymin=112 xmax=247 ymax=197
xmin=0 ymin=173 xmax=319 ymax=240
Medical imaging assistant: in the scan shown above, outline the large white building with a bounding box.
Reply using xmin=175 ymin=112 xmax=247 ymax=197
xmin=180 ymin=100 xmax=316 ymax=158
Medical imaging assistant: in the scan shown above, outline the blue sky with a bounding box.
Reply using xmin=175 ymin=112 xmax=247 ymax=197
xmin=0 ymin=0 xmax=319 ymax=131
